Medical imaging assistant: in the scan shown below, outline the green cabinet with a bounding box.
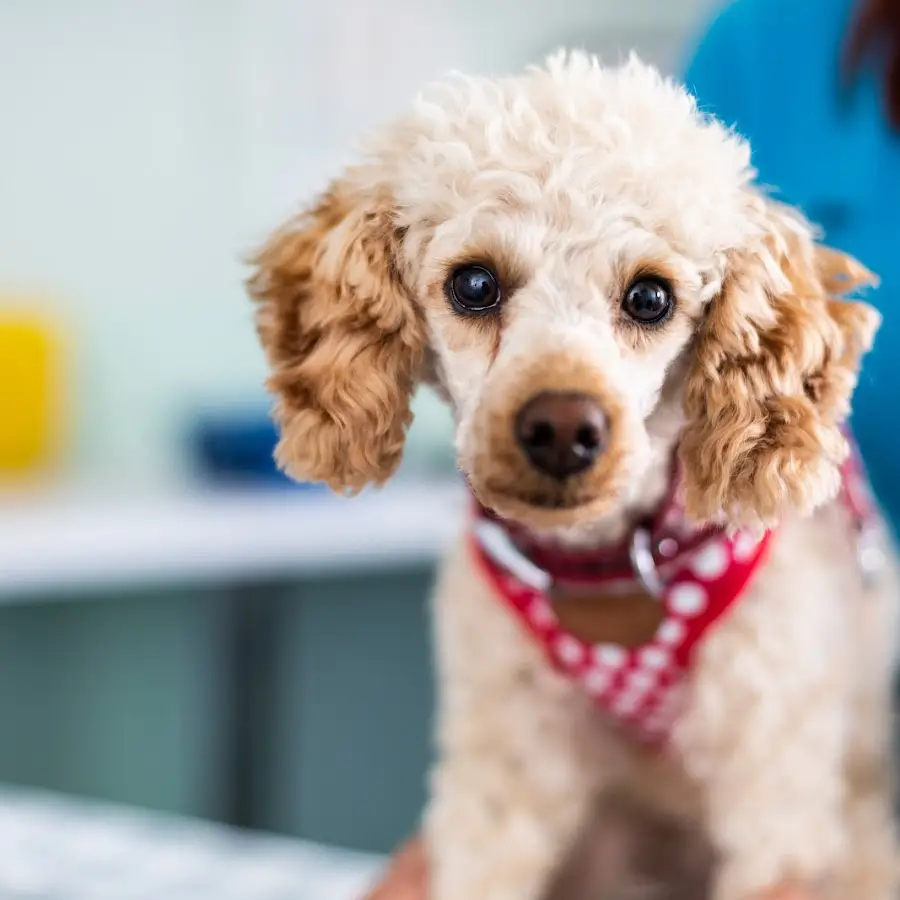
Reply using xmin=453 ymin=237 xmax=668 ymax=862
xmin=0 ymin=566 xmax=434 ymax=854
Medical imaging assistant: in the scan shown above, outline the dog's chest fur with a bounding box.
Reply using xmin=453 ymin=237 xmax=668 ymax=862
xmin=430 ymin=501 xmax=894 ymax=893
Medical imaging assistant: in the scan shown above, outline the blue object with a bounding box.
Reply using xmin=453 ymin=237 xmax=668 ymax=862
xmin=683 ymin=0 xmax=900 ymax=533
xmin=190 ymin=411 xmax=323 ymax=491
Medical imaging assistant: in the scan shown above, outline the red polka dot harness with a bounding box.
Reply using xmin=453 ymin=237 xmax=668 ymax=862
xmin=472 ymin=443 xmax=879 ymax=746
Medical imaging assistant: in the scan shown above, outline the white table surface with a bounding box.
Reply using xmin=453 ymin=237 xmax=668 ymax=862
xmin=0 ymin=785 xmax=384 ymax=899
xmin=0 ymin=479 xmax=466 ymax=600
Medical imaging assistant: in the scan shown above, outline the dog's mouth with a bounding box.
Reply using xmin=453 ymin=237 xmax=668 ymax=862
xmin=470 ymin=478 xmax=625 ymax=530
xmin=498 ymin=488 xmax=601 ymax=511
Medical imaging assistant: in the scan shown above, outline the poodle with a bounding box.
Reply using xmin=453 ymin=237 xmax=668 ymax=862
xmin=248 ymin=53 xmax=899 ymax=900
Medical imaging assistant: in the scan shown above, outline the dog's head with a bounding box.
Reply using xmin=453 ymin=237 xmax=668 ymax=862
xmin=250 ymin=53 xmax=879 ymax=533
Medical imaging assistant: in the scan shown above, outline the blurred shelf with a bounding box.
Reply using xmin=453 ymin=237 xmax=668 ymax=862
xmin=0 ymin=480 xmax=466 ymax=601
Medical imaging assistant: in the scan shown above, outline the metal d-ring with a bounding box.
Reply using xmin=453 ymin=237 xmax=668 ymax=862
xmin=628 ymin=526 xmax=664 ymax=597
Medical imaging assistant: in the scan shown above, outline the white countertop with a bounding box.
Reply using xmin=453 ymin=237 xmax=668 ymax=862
xmin=0 ymin=785 xmax=383 ymax=899
xmin=0 ymin=480 xmax=466 ymax=601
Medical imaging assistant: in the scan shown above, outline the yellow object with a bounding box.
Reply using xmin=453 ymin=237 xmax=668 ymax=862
xmin=0 ymin=312 xmax=62 ymax=475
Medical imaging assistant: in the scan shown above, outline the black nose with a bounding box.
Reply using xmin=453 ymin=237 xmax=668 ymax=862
xmin=514 ymin=391 xmax=608 ymax=480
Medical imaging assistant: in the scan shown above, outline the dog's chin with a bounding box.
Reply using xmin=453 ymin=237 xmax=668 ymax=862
xmin=470 ymin=482 xmax=625 ymax=532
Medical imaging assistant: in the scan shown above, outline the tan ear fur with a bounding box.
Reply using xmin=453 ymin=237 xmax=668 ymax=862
xmin=680 ymin=200 xmax=880 ymax=527
xmin=248 ymin=182 xmax=425 ymax=493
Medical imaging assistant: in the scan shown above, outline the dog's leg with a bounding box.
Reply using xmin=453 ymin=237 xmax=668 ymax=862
xmin=541 ymin=791 xmax=715 ymax=900
xmin=427 ymin=749 xmax=596 ymax=900
xmin=830 ymin=559 xmax=900 ymax=900
xmin=425 ymin=539 xmax=618 ymax=900
xmin=676 ymin=517 xmax=853 ymax=900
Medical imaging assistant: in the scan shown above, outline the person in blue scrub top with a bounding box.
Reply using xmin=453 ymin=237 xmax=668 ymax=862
xmin=684 ymin=0 xmax=900 ymax=534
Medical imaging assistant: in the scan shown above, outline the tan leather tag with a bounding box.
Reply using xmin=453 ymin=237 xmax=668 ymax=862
xmin=549 ymin=587 xmax=663 ymax=649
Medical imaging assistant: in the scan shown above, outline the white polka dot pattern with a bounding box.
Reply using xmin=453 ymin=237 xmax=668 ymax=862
xmin=638 ymin=647 xmax=669 ymax=670
xmin=655 ymin=619 xmax=685 ymax=646
xmin=669 ymin=583 xmax=708 ymax=617
xmin=530 ymin=599 xmax=555 ymax=628
xmin=474 ymin=513 xmax=780 ymax=744
xmin=690 ymin=542 xmax=730 ymax=579
xmin=594 ymin=644 xmax=627 ymax=668
xmin=732 ymin=532 xmax=761 ymax=562
xmin=555 ymin=635 xmax=585 ymax=666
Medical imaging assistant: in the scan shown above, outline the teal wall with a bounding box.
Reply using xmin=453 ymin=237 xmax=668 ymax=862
xmin=0 ymin=567 xmax=434 ymax=853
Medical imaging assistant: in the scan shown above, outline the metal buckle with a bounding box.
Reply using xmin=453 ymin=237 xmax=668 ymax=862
xmin=628 ymin=526 xmax=664 ymax=597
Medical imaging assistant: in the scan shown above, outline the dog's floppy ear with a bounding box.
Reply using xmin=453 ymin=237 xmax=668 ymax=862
xmin=248 ymin=179 xmax=425 ymax=493
xmin=679 ymin=197 xmax=880 ymax=527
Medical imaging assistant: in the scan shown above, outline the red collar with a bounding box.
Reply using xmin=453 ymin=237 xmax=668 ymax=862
xmin=473 ymin=464 xmax=721 ymax=597
xmin=471 ymin=440 xmax=879 ymax=746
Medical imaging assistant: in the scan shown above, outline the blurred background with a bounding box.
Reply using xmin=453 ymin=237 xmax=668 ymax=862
xmin=0 ymin=0 xmax=732 ymax=896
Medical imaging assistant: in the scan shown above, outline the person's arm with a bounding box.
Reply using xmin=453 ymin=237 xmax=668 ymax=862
xmin=362 ymin=837 xmax=426 ymax=900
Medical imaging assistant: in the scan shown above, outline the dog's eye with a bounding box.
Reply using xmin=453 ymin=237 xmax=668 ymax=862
xmin=448 ymin=265 xmax=501 ymax=314
xmin=621 ymin=278 xmax=673 ymax=325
